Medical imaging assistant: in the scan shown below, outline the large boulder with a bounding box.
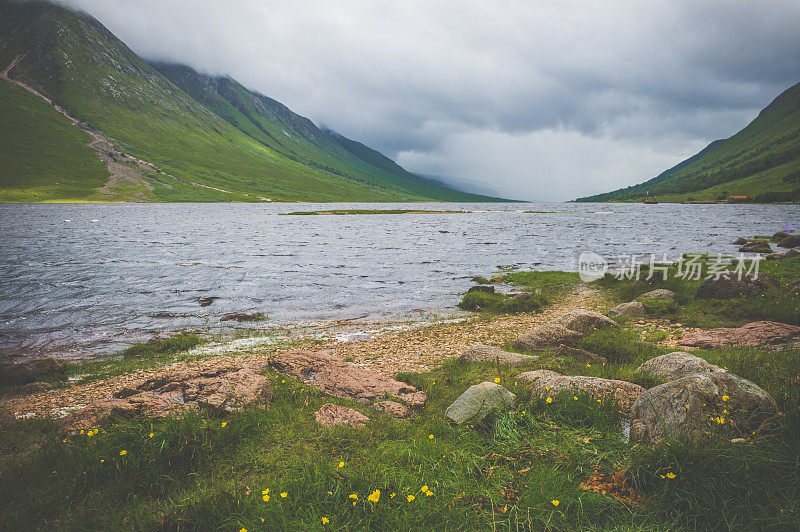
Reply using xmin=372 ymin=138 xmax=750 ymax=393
xmin=778 ymin=235 xmax=800 ymax=248
xmin=637 ymin=289 xmax=677 ymax=303
xmin=517 ymin=370 xmax=645 ymax=413
xmin=445 ymin=382 xmax=515 ymax=424
xmin=0 ymin=357 xmax=67 ymax=385
xmin=314 ymin=403 xmax=369 ymax=428
xmin=458 ymin=344 xmax=538 ymax=366
xmin=61 ymin=366 xmax=272 ymax=431
xmin=637 ymin=352 xmax=724 ymax=381
xmin=514 ymin=310 xmax=617 ymax=351
xmin=679 ymin=321 xmax=800 ymax=348
xmin=608 ymin=301 xmax=646 ymax=318
xmin=548 ymin=309 xmax=619 ymax=334
xmin=630 ymin=372 xmax=777 ymax=443
xmin=732 ymin=237 xmax=747 ymax=245
xmin=513 ymin=323 xmax=583 ymax=350
xmin=695 ymin=274 xmax=780 ymax=299
xmin=739 ymin=240 xmax=772 ymax=253
xmin=267 ymin=349 xmax=426 ymax=406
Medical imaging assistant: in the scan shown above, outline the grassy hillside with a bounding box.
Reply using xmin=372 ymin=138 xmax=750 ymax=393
xmin=578 ymin=81 xmax=800 ymax=203
xmin=0 ymin=79 xmax=109 ymax=202
xmin=151 ymin=63 xmax=495 ymax=202
xmin=0 ymin=1 xmax=494 ymax=203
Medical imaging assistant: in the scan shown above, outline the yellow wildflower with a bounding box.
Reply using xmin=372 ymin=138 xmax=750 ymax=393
xmin=494 ymin=377 xmax=501 ymax=384
xmin=407 ymin=495 xmax=415 ymax=502
xmin=280 ymin=492 xmax=287 ymax=498
xmin=722 ymin=395 xmax=729 ymax=401
xmin=349 ymin=493 xmax=358 ymax=500
xmin=551 ymin=499 xmax=559 ymax=506
xmin=367 ymin=489 xmax=380 ymax=503
xmin=586 ymin=364 xmax=591 ymax=368
xmin=321 ymin=517 xmax=329 ymax=524
xmin=546 ymin=397 xmax=552 ymax=403
xmin=263 ymin=494 xmax=270 ymax=502
xmin=100 ymin=459 xmax=104 ymax=463
xmin=240 ymin=528 xmax=247 ymax=532
xmin=221 ymin=422 xmax=227 ymax=428
xmin=426 ymin=490 xmax=433 ymax=497
xmin=574 ymin=396 xmax=578 ymax=401
xmin=262 ymin=489 xmax=270 ymax=495
xmin=390 ymin=493 xmax=396 ymax=498
xmin=421 ymin=485 xmax=428 ymax=492
xmin=148 ymin=432 xmax=154 ymax=438
xmin=666 ymin=472 xmax=676 ymax=479
xmin=428 ymin=434 xmax=434 ymax=440
xmin=119 ymin=450 xmax=127 ymax=456
xmin=338 ymin=461 xmax=345 ymax=468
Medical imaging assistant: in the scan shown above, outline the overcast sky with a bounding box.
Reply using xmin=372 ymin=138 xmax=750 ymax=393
xmin=61 ymin=0 xmax=800 ymax=201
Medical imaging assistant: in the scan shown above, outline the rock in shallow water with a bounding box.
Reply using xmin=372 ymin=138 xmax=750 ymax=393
xmin=445 ymin=382 xmax=515 ymax=424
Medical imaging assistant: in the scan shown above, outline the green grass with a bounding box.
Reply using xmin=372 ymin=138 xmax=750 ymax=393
xmin=2 ymin=335 xmax=798 ymax=530
xmin=458 ymin=291 xmax=547 ymax=314
xmin=118 ymin=332 xmax=201 ymax=359
xmin=593 ymin=256 xmax=800 ymax=328
xmin=0 ymin=79 xmax=109 ymax=202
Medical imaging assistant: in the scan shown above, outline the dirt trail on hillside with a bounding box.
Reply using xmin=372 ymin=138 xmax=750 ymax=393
xmin=2 ymin=54 xmax=153 ymax=200
xmin=1 ymin=285 xmax=614 ymax=420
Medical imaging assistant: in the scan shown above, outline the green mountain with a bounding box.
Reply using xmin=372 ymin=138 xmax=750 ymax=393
xmin=577 ymin=81 xmax=800 ymax=203
xmin=0 ymin=0 xmax=497 ymax=203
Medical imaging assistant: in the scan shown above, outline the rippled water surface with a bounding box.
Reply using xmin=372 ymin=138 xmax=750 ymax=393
xmin=1 ymin=202 xmax=797 ymax=359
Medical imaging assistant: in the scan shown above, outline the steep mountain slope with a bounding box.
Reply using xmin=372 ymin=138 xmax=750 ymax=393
xmin=577 ymin=81 xmax=800 ymax=203
xmin=151 ymin=63 xmax=491 ymax=202
xmin=0 ymin=0 xmax=495 ymax=202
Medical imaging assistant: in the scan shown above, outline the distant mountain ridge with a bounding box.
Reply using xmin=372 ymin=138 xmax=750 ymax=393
xmin=0 ymin=0 xmax=499 ymax=202
xmin=577 ymin=81 xmax=800 ymax=203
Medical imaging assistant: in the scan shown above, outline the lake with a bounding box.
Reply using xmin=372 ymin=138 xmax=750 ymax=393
xmin=0 ymin=202 xmax=797 ymax=360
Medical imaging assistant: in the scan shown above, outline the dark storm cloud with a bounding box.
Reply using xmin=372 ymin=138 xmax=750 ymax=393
xmin=59 ymin=0 xmax=800 ymax=200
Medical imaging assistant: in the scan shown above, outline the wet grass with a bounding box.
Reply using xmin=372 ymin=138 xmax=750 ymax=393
xmin=2 ymin=337 xmax=798 ymax=530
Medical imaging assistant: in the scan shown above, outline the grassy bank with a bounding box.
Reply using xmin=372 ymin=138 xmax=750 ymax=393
xmin=1 ymin=261 xmax=799 ymax=530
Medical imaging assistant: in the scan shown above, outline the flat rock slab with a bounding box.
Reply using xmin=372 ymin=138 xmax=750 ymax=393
xmin=637 ymin=352 xmax=724 ymax=381
xmin=517 ymin=370 xmax=645 ymax=413
xmin=371 ymin=400 xmax=413 ymax=419
xmin=267 ymin=349 xmax=426 ymax=406
xmin=458 ymin=344 xmax=538 ymax=366
xmin=679 ymin=321 xmax=800 ymax=348
xmin=631 ymin=371 xmax=776 ymax=443
xmin=61 ymin=366 xmax=272 ymax=431
xmin=314 ymin=403 xmax=369 ymax=428
xmin=445 ymin=382 xmax=515 ymax=424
